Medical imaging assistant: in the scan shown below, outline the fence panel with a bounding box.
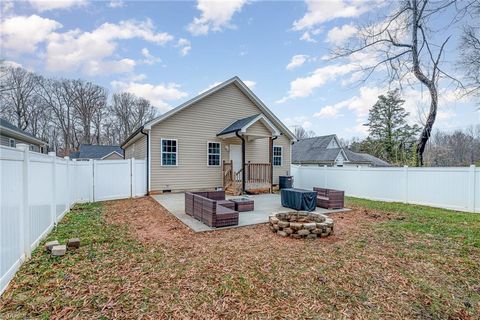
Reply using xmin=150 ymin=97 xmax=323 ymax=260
xmin=93 ymin=160 xmax=131 ymax=201
xmin=0 ymin=147 xmax=25 ymax=294
xmin=292 ymin=165 xmax=478 ymax=213
xmin=1 ymin=146 xmax=147 ymax=295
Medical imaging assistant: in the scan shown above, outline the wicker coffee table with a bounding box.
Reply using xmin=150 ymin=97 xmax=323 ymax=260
xmin=231 ymin=198 xmax=254 ymax=212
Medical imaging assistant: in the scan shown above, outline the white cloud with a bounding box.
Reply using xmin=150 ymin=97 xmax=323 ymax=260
xmin=84 ymin=58 xmax=136 ymax=76
xmin=283 ymin=116 xmax=313 ymax=131
xmin=326 ymin=24 xmax=357 ymax=45
xmin=108 ymin=0 xmax=124 ymax=8
xmin=299 ymin=27 xmax=322 ymax=42
xmin=293 ymin=0 xmax=378 ymax=31
xmin=141 ymin=48 xmax=161 ymax=65
xmin=111 ymin=80 xmax=188 ymax=112
xmin=1 ymin=15 xmax=62 ymax=54
xmin=286 ymin=55 xmax=309 ymax=71
xmin=243 ymin=80 xmax=256 ymax=90
xmin=187 ymin=0 xmax=248 ymax=36
xmin=45 ymin=19 xmax=173 ymax=74
xmin=176 ymin=38 xmax=191 ymax=56
xmin=277 ymin=63 xmax=356 ymax=103
xmin=314 ymin=105 xmax=343 ymax=119
xmin=28 ymin=0 xmax=87 ymax=12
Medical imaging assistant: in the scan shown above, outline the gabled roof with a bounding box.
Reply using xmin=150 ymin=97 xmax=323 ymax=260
xmin=70 ymin=144 xmax=124 ymax=159
xmin=121 ymin=76 xmax=296 ymax=147
xmin=0 ymin=118 xmax=48 ymax=145
xmin=217 ymin=114 xmax=280 ymax=137
xmin=292 ymin=134 xmax=390 ymax=166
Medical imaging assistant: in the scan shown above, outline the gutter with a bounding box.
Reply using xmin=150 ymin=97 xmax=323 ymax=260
xmin=140 ymin=127 xmax=149 ymax=195
xmin=270 ymin=135 xmax=278 ymax=191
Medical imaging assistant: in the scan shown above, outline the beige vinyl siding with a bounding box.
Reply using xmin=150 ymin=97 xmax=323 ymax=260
xmin=150 ymin=83 xmax=287 ymax=192
xmin=245 ymin=121 xmax=271 ymax=136
xmin=272 ymin=135 xmax=291 ymax=185
xmin=124 ymin=136 xmax=147 ymax=160
xmin=0 ymin=134 xmax=43 ymax=153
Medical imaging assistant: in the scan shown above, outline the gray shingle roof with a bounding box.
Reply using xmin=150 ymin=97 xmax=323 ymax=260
xmin=70 ymin=144 xmax=123 ymax=159
xmin=217 ymin=114 xmax=260 ymax=136
xmin=0 ymin=118 xmax=47 ymax=143
xmin=292 ymin=135 xmax=340 ymax=164
xmin=292 ymin=134 xmax=390 ymax=166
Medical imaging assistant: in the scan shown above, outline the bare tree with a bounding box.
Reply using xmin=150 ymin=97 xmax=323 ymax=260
xmin=458 ymin=1 xmax=480 ymax=98
xmin=333 ymin=0 xmax=475 ymax=165
xmin=294 ymin=125 xmax=316 ymax=139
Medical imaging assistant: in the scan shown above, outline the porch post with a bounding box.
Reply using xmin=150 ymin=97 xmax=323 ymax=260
xmin=235 ymin=131 xmax=246 ymax=193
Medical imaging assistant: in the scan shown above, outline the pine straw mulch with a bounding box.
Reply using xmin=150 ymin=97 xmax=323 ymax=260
xmin=1 ymin=197 xmax=479 ymax=319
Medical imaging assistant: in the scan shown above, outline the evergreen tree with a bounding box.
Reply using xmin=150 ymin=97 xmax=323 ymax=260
xmin=362 ymin=89 xmax=420 ymax=165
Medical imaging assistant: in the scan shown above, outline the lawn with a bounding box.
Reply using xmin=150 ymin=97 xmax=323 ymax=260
xmin=1 ymin=197 xmax=479 ymax=319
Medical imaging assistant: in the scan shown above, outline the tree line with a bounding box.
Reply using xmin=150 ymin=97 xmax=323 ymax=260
xmin=0 ymin=62 xmax=158 ymax=155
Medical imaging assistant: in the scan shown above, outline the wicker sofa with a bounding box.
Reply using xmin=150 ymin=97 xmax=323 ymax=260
xmin=313 ymin=187 xmax=345 ymax=209
xmin=185 ymin=191 xmax=239 ymax=227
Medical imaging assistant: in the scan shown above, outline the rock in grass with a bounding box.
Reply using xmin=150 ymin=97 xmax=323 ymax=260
xmin=45 ymin=240 xmax=59 ymax=252
xmin=51 ymin=245 xmax=67 ymax=256
xmin=67 ymin=238 xmax=80 ymax=249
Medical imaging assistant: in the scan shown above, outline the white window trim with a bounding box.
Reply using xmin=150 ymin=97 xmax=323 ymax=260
xmin=9 ymin=138 xmax=16 ymax=148
xmin=161 ymin=138 xmax=178 ymax=167
xmin=273 ymin=145 xmax=283 ymax=167
xmin=207 ymin=141 xmax=221 ymax=166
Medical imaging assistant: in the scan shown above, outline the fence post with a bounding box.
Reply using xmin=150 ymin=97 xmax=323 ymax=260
xmin=49 ymin=152 xmax=57 ymax=224
xmin=92 ymin=160 xmax=96 ymax=202
xmin=64 ymin=156 xmax=70 ymax=209
xmin=404 ymin=165 xmax=409 ymax=204
xmin=468 ymin=165 xmax=476 ymax=213
xmin=17 ymin=144 xmax=31 ymax=259
xmin=131 ymin=158 xmax=135 ymax=198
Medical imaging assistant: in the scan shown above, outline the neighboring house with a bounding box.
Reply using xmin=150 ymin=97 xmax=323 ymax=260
xmin=0 ymin=118 xmax=48 ymax=153
xmin=69 ymin=144 xmax=124 ymax=160
xmin=122 ymin=76 xmax=296 ymax=194
xmin=292 ymin=134 xmax=390 ymax=167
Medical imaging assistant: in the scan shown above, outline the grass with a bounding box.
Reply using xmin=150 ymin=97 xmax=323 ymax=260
xmin=1 ymin=197 xmax=479 ymax=319
xmin=347 ymin=197 xmax=480 ymax=248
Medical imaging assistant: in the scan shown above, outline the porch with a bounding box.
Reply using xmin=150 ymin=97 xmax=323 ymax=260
xmin=152 ymin=193 xmax=349 ymax=232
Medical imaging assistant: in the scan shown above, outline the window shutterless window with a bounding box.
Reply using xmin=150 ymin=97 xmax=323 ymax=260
xmin=273 ymin=145 xmax=282 ymax=166
xmin=161 ymin=139 xmax=177 ymax=166
xmin=207 ymin=141 xmax=221 ymax=166
xmin=9 ymin=138 xmax=16 ymax=148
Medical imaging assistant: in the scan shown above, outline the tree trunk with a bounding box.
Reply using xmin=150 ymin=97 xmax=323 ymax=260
xmin=415 ymin=84 xmax=438 ymax=165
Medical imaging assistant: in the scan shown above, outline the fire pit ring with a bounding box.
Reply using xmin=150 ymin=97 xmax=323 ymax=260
xmin=269 ymin=211 xmax=334 ymax=239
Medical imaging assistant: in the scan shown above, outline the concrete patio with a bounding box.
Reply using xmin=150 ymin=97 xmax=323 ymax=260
xmin=152 ymin=193 xmax=350 ymax=232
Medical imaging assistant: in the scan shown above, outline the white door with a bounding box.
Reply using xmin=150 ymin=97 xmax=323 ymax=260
xmin=229 ymin=144 xmax=242 ymax=173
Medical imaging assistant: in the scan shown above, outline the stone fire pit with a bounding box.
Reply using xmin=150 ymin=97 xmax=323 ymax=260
xmin=269 ymin=211 xmax=334 ymax=239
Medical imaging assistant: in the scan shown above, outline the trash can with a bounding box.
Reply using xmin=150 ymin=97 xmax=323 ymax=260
xmin=279 ymin=175 xmax=293 ymax=189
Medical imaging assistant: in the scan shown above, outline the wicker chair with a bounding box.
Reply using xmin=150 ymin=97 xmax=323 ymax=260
xmin=313 ymin=187 xmax=344 ymax=209
xmin=185 ymin=191 xmax=239 ymax=227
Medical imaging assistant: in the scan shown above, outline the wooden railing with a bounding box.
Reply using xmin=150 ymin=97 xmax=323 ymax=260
xmin=222 ymin=160 xmax=233 ymax=187
xmin=244 ymin=163 xmax=271 ymax=184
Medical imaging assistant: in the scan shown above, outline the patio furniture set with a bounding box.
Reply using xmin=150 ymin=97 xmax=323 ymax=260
xmin=185 ymin=191 xmax=254 ymax=228
xmin=184 ymin=187 xmax=344 ymax=228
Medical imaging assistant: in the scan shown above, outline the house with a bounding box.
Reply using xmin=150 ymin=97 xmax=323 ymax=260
xmin=121 ymin=77 xmax=296 ymax=194
xmin=292 ymin=134 xmax=390 ymax=167
xmin=69 ymin=144 xmax=124 ymax=160
xmin=0 ymin=118 xmax=48 ymax=153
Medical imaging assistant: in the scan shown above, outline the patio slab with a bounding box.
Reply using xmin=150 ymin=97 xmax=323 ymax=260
xmin=152 ymin=193 xmax=350 ymax=232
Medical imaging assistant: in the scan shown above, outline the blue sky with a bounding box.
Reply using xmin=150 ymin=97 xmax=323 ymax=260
xmin=1 ymin=0 xmax=479 ymax=139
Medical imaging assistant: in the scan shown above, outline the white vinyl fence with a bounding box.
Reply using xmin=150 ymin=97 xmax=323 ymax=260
xmin=291 ymin=165 xmax=479 ymax=213
xmin=0 ymin=144 xmax=146 ymax=295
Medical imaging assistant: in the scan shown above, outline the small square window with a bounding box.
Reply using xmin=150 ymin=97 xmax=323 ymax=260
xmin=273 ymin=146 xmax=282 ymax=166
xmin=161 ymin=139 xmax=177 ymax=166
xmin=207 ymin=142 xmax=221 ymax=166
xmin=9 ymin=138 xmax=16 ymax=148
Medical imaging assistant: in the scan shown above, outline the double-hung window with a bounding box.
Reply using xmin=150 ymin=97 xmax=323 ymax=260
xmin=9 ymin=138 xmax=16 ymax=148
xmin=207 ymin=141 xmax=221 ymax=166
xmin=273 ymin=145 xmax=282 ymax=166
xmin=161 ymin=139 xmax=177 ymax=166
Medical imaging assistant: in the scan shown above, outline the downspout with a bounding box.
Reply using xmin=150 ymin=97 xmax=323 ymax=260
xmin=270 ymin=135 xmax=278 ymax=193
xmin=140 ymin=127 xmax=149 ymax=195
xmin=235 ymin=131 xmax=246 ymax=194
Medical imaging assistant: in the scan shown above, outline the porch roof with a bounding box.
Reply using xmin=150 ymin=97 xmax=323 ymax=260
xmin=217 ymin=114 xmax=280 ymax=137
